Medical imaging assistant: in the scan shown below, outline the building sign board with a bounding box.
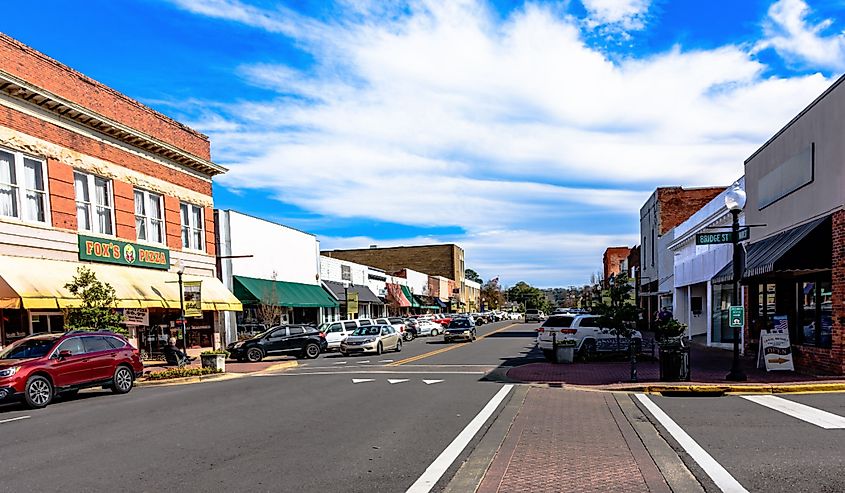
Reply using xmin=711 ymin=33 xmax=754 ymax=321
xmin=695 ymin=228 xmax=750 ymax=245
xmin=347 ymin=291 xmax=359 ymax=316
xmin=183 ymin=281 xmax=203 ymax=317
xmin=78 ymin=235 xmax=170 ymax=270
xmin=123 ymin=308 xmax=149 ymax=326
xmin=729 ymin=306 xmax=744 ymax=328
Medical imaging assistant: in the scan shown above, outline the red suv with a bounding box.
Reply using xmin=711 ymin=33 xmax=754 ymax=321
xmin=0 ymin=331 xmax=143 ymax=409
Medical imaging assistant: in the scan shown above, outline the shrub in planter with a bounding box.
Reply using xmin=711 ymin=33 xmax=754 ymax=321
xmin=200 ymin=349 xmax=228 ymax=372
xmin=654 ymin=318 xmax=687 ymax=346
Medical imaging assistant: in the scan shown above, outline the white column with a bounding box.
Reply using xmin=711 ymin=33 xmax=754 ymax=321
xmin=687 ymin=285 xmax=692 ymax=339
xmin=706 ymin=280 xmax=712 ymax=346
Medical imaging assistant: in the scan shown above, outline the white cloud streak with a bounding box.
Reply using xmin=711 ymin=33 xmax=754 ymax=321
xmin=756 ymin=0 xmax=845 ymax=71
xmin=164 ymin=0 xmax=836 ymax=285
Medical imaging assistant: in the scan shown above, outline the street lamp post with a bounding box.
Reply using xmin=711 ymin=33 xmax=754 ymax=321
xmin=176 ymin=259 xmax=187 ymax=353
xmin=725 ymin=182 xmax=747 ymax=382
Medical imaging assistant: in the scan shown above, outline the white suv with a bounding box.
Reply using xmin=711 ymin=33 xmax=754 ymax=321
xmin=525 ymin=309 xmax=545 ymax=322
xmin=536 ymin=314 xmax=642 ymax=361
xmin=320 ymin=319 xmax=375 ymax=350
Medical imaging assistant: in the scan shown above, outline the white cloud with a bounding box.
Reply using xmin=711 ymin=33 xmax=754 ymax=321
xmin=756 ymin=0 xmax=845 ymax=71
xmin=581 ymin=0 xmax=651 ymax=31
xmin=164 ymin=0 xmax=835 ymax=285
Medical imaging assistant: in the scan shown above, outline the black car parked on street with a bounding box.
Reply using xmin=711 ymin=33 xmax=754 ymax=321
xmin=227 ymin=325 xmax=327 ymax=362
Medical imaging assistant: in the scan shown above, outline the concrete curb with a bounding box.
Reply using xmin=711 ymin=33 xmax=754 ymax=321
xmin=135 ymin=360 xmax=299 ymax=388
xmin=508 ymin=380 xmax=845 ymax=395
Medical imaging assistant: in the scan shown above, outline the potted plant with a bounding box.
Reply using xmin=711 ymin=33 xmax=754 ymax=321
xmin=200 ymin=349 xmax=228 ymax=372
xmin=654 ymin=318 xmax=689 ymax=381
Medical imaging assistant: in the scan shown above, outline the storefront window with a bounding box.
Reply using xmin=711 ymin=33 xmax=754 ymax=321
xmin=711 ymin=283 xmax=734 ymax=343
xmin=30 ymin=313 xmax=64 ymax=334
xmin=800 ymin=281 xmax=817 ymax=345
xmin=1 ymin=310 xmax=27 ymax=345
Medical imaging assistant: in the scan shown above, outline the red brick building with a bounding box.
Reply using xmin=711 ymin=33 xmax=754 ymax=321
xmin=602 ymin=247 xmax=631 ymax=284
xmin=0 ymin=34 xmax=240 ymax=350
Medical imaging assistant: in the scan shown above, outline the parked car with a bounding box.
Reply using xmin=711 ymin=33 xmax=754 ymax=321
xmin=416 ymin=320 xmax=443 ymax=336
xmin=375 ymin=317 xmax=409 ymax=341
xmin=340 ymin=325 xmax=403 ymax=355
xmin=403 ymin=318 xmax=419 ymax=340
xmin=444 ymin=318 xmax=477 ymax=343
xmin=524 ymin=309 xmax=546 ymax=322
xmin=320 ymin=319 xmax=377 ymax=350
xmin=536 ymin=314 xmax=643 ymax=361
xmin=0 ymin=331 xmax=143 ymax=409
xmin=433 ymin=314 xmax=452 ymax=327
xmin=228 ymin=325 xmax=327 ymax=362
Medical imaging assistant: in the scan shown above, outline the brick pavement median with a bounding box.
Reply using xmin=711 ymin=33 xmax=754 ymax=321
xmin=476 ymin=387 xmax=670 ymax=493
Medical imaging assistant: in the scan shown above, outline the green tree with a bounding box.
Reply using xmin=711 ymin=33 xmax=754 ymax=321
xmin=63 ymin=267 xmax=125 ymax=334
xmin=506 ymin=281 xmax=551 ymax=313
xmin=592 ymin=274 xmax=641 ymax=381
xmin=480 ymin=279 xmax=505 ymax=309
xmin=465 ymin=268 xmax=482 ymax=284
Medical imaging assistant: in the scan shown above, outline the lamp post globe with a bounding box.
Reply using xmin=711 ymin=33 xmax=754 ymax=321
xmin=725 ymin=182 xmax=746 ymax=212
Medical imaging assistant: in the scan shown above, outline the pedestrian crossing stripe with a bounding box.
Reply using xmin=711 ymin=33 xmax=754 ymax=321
xmin=741 ymin=395 xmax=845 ymax=429
xmin=388 ymin=379 xmax=409 ymax=384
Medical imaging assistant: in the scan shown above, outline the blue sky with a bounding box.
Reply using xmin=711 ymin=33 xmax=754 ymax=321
xmin=5 ymin=0 xmax=845 ymax=287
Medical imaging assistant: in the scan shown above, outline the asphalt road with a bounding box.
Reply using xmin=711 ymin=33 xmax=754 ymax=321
xmin=0 ymin=320 xmax=536 ymax=493
xmin=642 ymin=392 xmax=845 ymax=492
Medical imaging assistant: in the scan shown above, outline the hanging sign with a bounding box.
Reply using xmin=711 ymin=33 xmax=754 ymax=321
xmin=78 ymin=235 xmax=170 ymax=270
xmin=183 ymin=281 xmax=203 ymax=317
xmin=759 ymin=330 xmax=795 ymax=371
xmin=695 ymin=228 xmax=750 ymax=245
xmin=729 ymin=306 xmax=744 ymax=328
xmin=347 ymin=291 xmax=359 ymax=316
xmin=123 ymin=308 xmax=149 ymax=326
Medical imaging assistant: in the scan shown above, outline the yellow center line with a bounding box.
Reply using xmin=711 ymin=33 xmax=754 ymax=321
xmin=388 ymin=323 xmax=519 ymax=366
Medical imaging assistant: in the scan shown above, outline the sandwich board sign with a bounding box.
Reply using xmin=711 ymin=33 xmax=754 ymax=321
xmin=757 ymin=330 xmax=795 ymax=371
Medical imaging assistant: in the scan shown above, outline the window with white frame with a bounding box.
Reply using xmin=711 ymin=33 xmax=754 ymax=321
xmin=74 ymin=171 xmax=113 ymax=235
xmin=134 ymin=189 xmax=164 ymax=244
xmin=180 ymin=202 xmax=204 ymax=251
xmin=0 ymin=148 xmax=49 ymax=224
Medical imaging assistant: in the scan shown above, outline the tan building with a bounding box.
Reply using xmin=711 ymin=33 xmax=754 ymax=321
xmin=323 ymin=244 xmax=468 ymax=309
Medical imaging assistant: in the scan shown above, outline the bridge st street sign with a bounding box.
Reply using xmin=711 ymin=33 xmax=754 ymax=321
xmin=695 ymin=227 xmax=750 ymax=246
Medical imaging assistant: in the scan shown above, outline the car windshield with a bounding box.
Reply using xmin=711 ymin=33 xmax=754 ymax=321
xmin=526 ymin=309 xmax=539 ymax=314
xmin=449 ymin=319 xmax=472 ymax=328
xmin=543 ymin=316 xmax=575 ymax=328
xmin=352 ymin=327 xmax=381 ymax=336
xmin=0 ymin=337 xmax=57 ymax=359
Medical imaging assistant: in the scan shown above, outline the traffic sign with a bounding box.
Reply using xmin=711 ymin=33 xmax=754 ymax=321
xmin=729 ymin=306 xmax=744 ymax=328
xmin=695 ymin=228 xmax=750 ymax=245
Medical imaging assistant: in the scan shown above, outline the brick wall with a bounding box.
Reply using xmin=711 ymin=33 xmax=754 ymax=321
xmin=0 ymin=106 xmax=211 ymax=196
xmin=657 ymin=187 xmax=725 ymax=235
xmin=325 ymin=245 xmax=461 ymax=281
xmin=602 ymin=247 xmax=630 ymax=281
xmin=113 ymin=180 xmax=135 ymax=241
xmin=48 ymin=159 xmax=76 ymax=230
xmin=0 ymin=34 xmax=210 ymax=159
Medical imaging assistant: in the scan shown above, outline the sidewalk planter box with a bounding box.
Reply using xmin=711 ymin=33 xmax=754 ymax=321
xmin=553 ymin=339 xmax=577 ymax=364
xmin=201 ymin=354 xmax=226 ymax=373
xmin=658 ymin=344 xmax=690 ymax=381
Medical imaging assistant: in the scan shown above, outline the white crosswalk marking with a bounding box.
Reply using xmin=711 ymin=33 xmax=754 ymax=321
xmin=422 ymin=379 xmax=444 ymax=385
xmin=387 ymin=379 xmax=409 ymax=384
xmin=741 ymin=395 xmax=845 ymax=429
xmin=379 ymin=359 xmax=394 ymax=363
xmin=333 ymin=362 xmax=347 ymax=365
xmin=352 ymin=378 xmax=375 ymax=384
xmin=358 ymin=360 xmax=370 ymax=364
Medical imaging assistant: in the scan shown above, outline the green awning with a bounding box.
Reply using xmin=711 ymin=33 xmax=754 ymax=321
xmin=401 ymin=285 xmax=420 ymax=307
xmin=233 ymin=276 xmax=338 ymax=308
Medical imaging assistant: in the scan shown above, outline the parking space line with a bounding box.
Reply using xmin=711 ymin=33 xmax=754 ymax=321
xmin=635 ymin=394 xmax=748 ymax=493
xmin=407 ymin=384 xmax=514 ymax=493
xmin=740 ymin=395 xmax=845 ymax=429
xmin=0 ymin=416 xmax=30 ymax=425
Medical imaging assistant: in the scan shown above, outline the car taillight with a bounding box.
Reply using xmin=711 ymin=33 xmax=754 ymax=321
xmin=537 ymin=327 xmax=544 ymax=333
xmin=560 ymin=329 xmax=577 ymax=334
xmin=319 ymin=332 xmax=326 ymax=338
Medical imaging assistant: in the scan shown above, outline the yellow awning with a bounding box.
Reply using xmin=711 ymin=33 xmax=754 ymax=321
xmin=0 ymin=255 xmax=242 ymax=312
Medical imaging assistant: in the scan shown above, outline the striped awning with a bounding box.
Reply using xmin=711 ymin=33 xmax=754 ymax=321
xmin=713 ymin=216 xmax=829 ymax=284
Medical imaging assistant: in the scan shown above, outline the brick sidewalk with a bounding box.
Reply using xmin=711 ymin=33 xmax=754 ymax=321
xmin=507 ymin=343 xmax=844 ymax=386
xmin=477 ymin=387 xmax=669 ymax=493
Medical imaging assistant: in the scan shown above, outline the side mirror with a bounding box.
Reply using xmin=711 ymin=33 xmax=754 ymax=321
xmin=58 ymin=350 xmax=72 ymax=359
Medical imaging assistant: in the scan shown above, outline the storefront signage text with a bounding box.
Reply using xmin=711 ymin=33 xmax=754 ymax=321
xmin=78 ymin=235 xmax=170 ymax=270
xmin=758 ymin=331 xmax=795 ymax=371
xmin=123 ymin=308 xmax=149 ymax=326
xmin=183 ymin=281 xmax=203 ymax=317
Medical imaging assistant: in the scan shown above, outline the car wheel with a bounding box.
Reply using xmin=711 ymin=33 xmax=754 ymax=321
xmin=471 ymin=331 xmax=477 ymax=341
xmin=304 ymin=343 xmax=321 ymax=359
xmin=404 ymin=332 xmax=415 ymax=342
xmin=246 ymin=347 xmax=264 ymax=363
xmin=581 ymin=340 xmax=597 ymax=361
xmin=24 ymin=375 xmax=53 ymax=409
xmin=376 ymin=342 xmax=383 ymax=355
xmin=542 ymin=349 xmax=555 ymax=361
xmin=111 ymin=365 xmax=134 ymax=394
xmin=431 ymin=329 xmax=439 ymax=336
xmin=395 ymin=339 xmax=403 ymax=352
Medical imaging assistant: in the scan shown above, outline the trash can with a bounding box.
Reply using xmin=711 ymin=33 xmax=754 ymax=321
xmin=658 ymin=345 xmax=690 ymax=381
xmin=554 ymin=346 xmax=575 ymax=364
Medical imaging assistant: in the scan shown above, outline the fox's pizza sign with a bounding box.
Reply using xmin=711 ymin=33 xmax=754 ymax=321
xmin=78 ymin=235 xmax=170 ymax=270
